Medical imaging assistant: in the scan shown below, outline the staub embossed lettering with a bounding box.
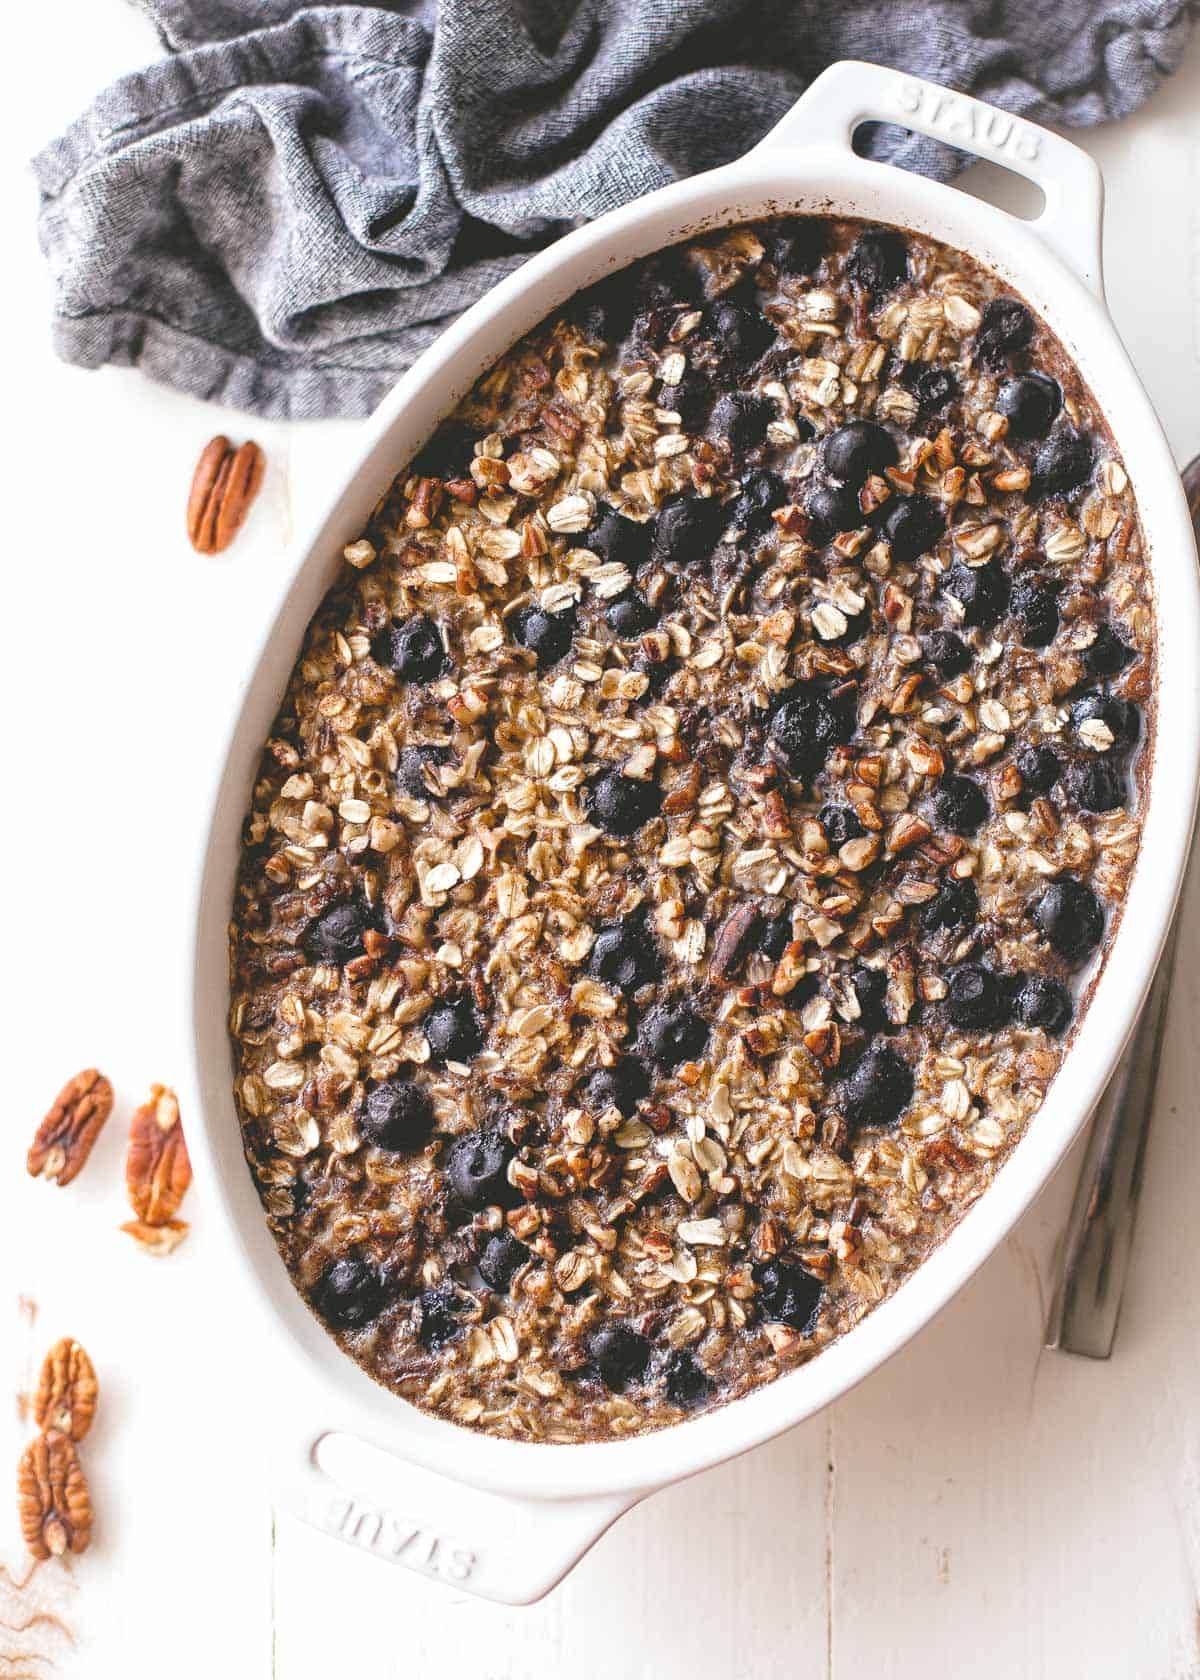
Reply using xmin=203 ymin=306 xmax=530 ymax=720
xmin=325 ymin=1494 xmax=477 ymax=1581
xmin=892 ymin=77 xmax=1040 ymax=162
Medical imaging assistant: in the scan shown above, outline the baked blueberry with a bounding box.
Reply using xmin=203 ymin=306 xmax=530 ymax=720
xmin=711 ymin=391 xmax=773 ymax=453
xmin=753 ymin=1260 xmax=824 ymax=1331
xmin=444 ymin=1127 xmax=518 ymax=1209
xmin=411 ymin=420 xmax=479 ymax=481
xmin=396 ymin=743 xmax=452 ymax=800
xmin=923 ymin=630 xmax=972 ymax=678
xmin=576 ymin=507 xmax=653 ymax=570
xmin=996 ymin=373 xmax=1062 ymax=440
xmin=757 ymin=912 xmax=794 ymax=960
xmin=804 ymin=479 xmax=863 ymax=542
xmin=1015 ymin=743 xmax=1061 ymax=796
xmin=590 ymin=1323 xmax=652 ymax=1390
xmin=587 ymin=770 xmax=663 ymax=836
xmin=1012 ymin=975 xmax=1073 ymax=1035
xmin=847 ymin=965 xmax=889 ymax=1033
xmin=303 ymin=900 xmax=371 ymax=966
xmin=882 ymin=496 xmax=945 ymax=564
xmin=707 ymin=298 xmax=774 ymax=369
xmin=819 ymin=803 xmax=864 ymax=846
xmin=415 ymin=1285 xmax=472 ymax=1350
xmin=1071 ymin=693 xmax=1140 ymax=749
xmin=945 ymin=964 xmax=1009 ymax=1030
xmin=360 ymin=1079 xmax=434 ymax=1153
xmin=587 ymin=919 xmax=662 ymax=994
xmin=662 ymin=367 xmax=715 ymax=429
xmin=512 ymin=603 xmax=575 ymax=667
xmin=731 ymin=469 xmax=788 ymax=536
xmin=425 ymin=995 xmax=485 ymax=1063
xmin=821 ymin=421 xmax=898 ymax=488
xmin=903 ymin=363 xmax=959 ymax=418
xmin=973 ymin=296 xmax=1034 ymax=369
xmin=652 ymin=492 xmax=726 ymax=566
xmin=582 ymin=1058 xmax=651 ymax=1117
xmin=1084 ymin=622 xmax=1135 ymax=679
xmin=606 ymin=593 xmax=657 ymax=637
xmin=640 ymin=1002 xmax=709 ymax=1069
xmin=931 ymin=773 xmax=988 ymax=834
xmin=568 ymin=275 xmax=636 ymax=346
xmin=768 ymin=219 xmax=828 ymax=275
xmin=1033 ymin=429 xmax=1093 ymax=498
xmin=769 ymin=686 xmax=857 ymax=777
xmin=943 ymin=559 xmax=1010 ymax=628
xmin=478 ymin=1230 xmax=529 ymax=1292
xmin=842 ymin=1043 xmax=914 ymax=1129
xmin=372 ymin=614 xmax=446 ymax=682
xmin=923 ymin=875 xmax=979 ymax=932
xmin=311 ymin=1257 xmax=389 ymax=1330
xmin=1034 ymin=878 xmax=1104 ymax=963
xmin=846 ymin=227 xmax=908 ymax=298
xmin=662 ymin=1348 xmax=715 ymax=1409
xmin=1010 ymin=574 xmax=1061 ymax=647
xmin=1063 ymin=759 xmax=1126 ymax=812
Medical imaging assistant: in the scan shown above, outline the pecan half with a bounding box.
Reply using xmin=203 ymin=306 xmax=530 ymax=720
xmin=34 ymin=1340 xmax=98 ymax=1443
xmin=125 ymin=1085 xmax=192 ymax=1227
xmin=27 ymin=1070 xmax=114 ymax=1187
xmin=17 ymin=1431 xmax=92 ymax=1559
xmin=187 ymin=436 xmax=265 ymax=554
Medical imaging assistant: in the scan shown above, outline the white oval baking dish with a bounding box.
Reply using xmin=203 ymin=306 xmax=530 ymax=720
xmin=187 ymin=60 xmax=1200 ymax=1605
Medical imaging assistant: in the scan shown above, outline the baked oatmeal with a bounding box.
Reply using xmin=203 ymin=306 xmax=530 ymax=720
xmin=228 ymin=216 xmax=1154 ymax=1440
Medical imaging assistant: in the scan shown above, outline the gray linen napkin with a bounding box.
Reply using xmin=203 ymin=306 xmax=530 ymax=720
xmin=34 ymin=0 xmax=1198 ymax=419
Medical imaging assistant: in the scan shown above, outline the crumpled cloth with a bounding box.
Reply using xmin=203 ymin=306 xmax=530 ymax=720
xmin=33 ymin=0 xmax=1198 ymax=419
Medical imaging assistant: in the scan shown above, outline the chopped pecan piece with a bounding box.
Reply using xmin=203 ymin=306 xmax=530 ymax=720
xmin=121 ymin=1219 xmax=190 ymax=1257
xmin=17 ymin=1431 xmax=92 ymax=1560
xmin=34 ymin=1340 xmax=98 ymax=1443
xmin=187 ymin=436 xmax=265 ymax=554
xmin=27 ymin=1069 xmax=114 ymax=1187
xmin=125 ymin=1084 xmax=192 ymax=1230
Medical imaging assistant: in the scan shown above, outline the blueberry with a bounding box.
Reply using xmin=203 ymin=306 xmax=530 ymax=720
xmin=769 ymin=686 xmax=857 ymax=777
xmin=923 ymin=875 xmax=979 ymax=932
xmin=821 ymin=421 xmax=898 ymax=488
xmin=973 ymin=297 xmax=1034 ymax=370
xmin=1015 ymin=743 xmax=1061 ymax=796
xmin=444 ymin=1127 xmax=518 ymax=1210
xmin=707 ymin=299 xmax=774 ymax=369
xmin=768 ymin=219 xmax=828 ymax=275
xmin=581 ymin=1058 xmax=651 ymax=1117
xmin=587 ymin=770 xmax=663 ymax=836
xmin=415 ymin=1284 xmax=472 ymax=1350
xmin=425 ymin=995 xmax=485 ymax=1063
xmin=606 ymin=593 xmax=657 ymax=637
xmin=819 ymin=803 xmax=864 ymax=846
xmin=372 ymin=614 xmax=447 ymax=682
xmin=662 ymin=367 xmax=715 ymax=430
xmin=1084 ymin=622 xmax=1134 ymax=679
xmin=1034 ymin=878 xmax=1104 ymax=963
xmin=662 ymin=1348 xmax=715 ymax=1409
xmin=846 ymin=227 xmax=908 ymax=298
xmin=757 ymin=912 xmax=794 ymax=960
xmin=1033 ymin=429 xmax=1093 ymax=498
xmin=1063 ymin=759 xmax=1126 ymax=812
xmin=587 ymin=919 xmax=662 ymax=994
xmin=311 ymin=1257 xmax=389 ymax=1330
xmin=396 ymin=743 xmax=452 ymax=800
xmin=945 ymin=964 xmax=1009 ymax=1030
xmin=931 ymin=773 xmax=988 ymax=834
xmin=847 ymin=965 xmax=889 ymax=1033
xmin=753 ymin=1260 xmax=823 ymax=1331
xmin=512 ymin=604 xmax=575 ymax=667
xmin=411 ymin=420 xmax=479 ymax=481
xmin=575 ymin=507 xmax=653 ymax=571
xmin=1010 ymin=574 xmax=1061 ymax=647
xmin=842 ymin=1043 xmax=914 ymax=1129
xmin=359 ymin=1079 xmax=434 ymax=1153
xmin=652 ymin=493 xmax=726 ymax=566
xmin=731 ymin=470 xmax=788 ymax=535
xmin=711 ymin=391 xmax=773 ymax=453
xmin=882 ymin=496 xmax=945 ymax=564
xmin=590 ymin=1323 xmax=652 ymax=1390
xmin=923 ymin=630 xmax=972 ymax=678
xmin=1012 ymin=975 xmax=1073 ymax=1035
xmin=640 ymin=1002 xmax=708 ymax=1069
xmin=804 ymin=479 xmax=863 ymax=542
xmin=1071 ymin=693 xmax=1140 ymax=749
xmin=996 ymin=373 xmax=1062 ymax=441
xmin=568 ymin=276 xmax=635 ymax=346
xmin=303 ymin=900 xmax=370 ymax=966
xmin=478 ymin=1230 xmax=529 ymax=1292
xmin=944 ymin=559 xmax=1010 ymax=628
xmin=903 ymin=363 xmax=959 ymax=418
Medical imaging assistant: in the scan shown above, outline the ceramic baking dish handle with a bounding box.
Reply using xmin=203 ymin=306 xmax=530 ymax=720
xmin=754 ymin=60 xmax=1104 ymax=298
xmin=275 ymin=1425 xmax=641 ymax=1605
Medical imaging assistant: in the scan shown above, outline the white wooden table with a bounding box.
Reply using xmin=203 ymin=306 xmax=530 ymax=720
xmin=5 ymin=11 xmax=1200 ymax=1676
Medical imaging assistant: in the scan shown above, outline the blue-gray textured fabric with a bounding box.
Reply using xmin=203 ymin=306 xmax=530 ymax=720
xmin=33 ymin=0 xmax=1198 ymax=418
